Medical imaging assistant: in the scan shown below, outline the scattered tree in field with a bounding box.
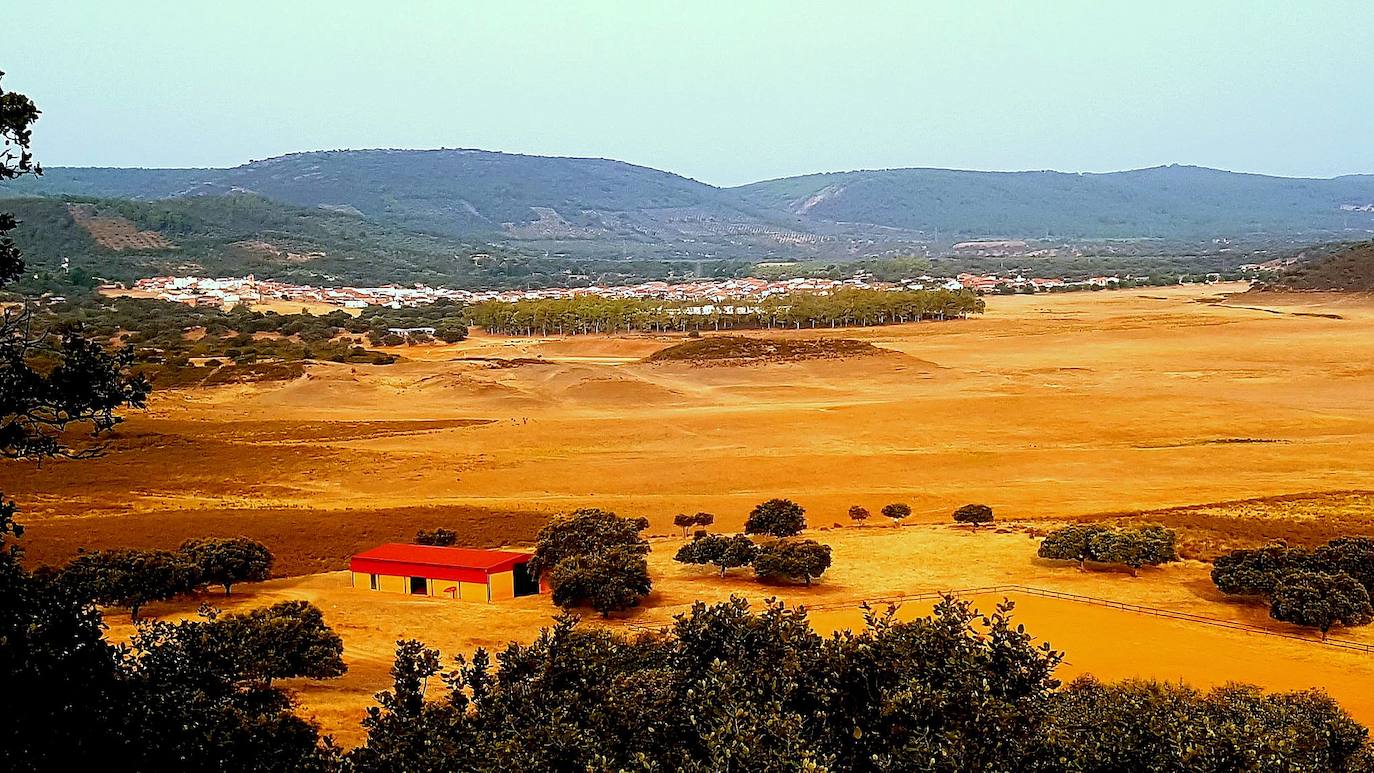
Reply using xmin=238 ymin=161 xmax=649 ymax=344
xmin=848 ymin=504 xmax=870 ymax=523
xmin=528 ymin=508 xmax=652 ymax=616
xmin=527 ymin=507 xmax=651 ymax=580
xmin=1269 ymin=571 xmax=1374 ymax=640
xmin=745 ymin=498 xmax=807 ymax=538
xmin=204 ymin=600 xmax=346 ymax=684
xmin=547 ymin=548 xmax=652 ymax=617
xmin=952 ymin=503 xmax=994 ymax=529
xmin=880 ymin=502 xmax=912 ymax=524
xmin=1086 ymin=524 xmax=1177 ymax=576
xmin=178 ymin=537 xmax=272 ymax=596
xmin=58 ymin=548 xmax=201 ymax=619
xmin=1038 ymin=523 xmax=1176 ymax=574
xmin=1210 ymin=543 xmax=1314 ymax=597
xmin=1037 ymin=524 xmax=1107 ymax=568
xmin=672 ymin=513 xmax=702 ymax=537
xmin=674 ymin=534 xmax=759 ymax=576
xmin=753 ymin=539 xmax=833 ymax=586
xmin=692 ymin=511 xmax=715 ymax=532
xmin=414 ymin=528 xmax=458 ymax=546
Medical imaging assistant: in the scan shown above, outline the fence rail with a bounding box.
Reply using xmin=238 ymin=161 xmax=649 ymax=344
xmin=802 ymin=584 xmax=1374 ymax=655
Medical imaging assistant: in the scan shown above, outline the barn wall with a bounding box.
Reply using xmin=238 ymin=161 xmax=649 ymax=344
xmin=459 ymin=581 xmax=490 ymax=602
xmin=489 ymin=571 xmax=515 ymax=601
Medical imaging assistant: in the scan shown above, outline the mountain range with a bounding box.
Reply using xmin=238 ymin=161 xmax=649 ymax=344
xmin=3 ymin=148 xmax=1374 ymax=283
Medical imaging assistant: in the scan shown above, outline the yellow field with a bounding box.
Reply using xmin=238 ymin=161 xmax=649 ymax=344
xmin=10 ymin=283 xmax=1374 ymax=743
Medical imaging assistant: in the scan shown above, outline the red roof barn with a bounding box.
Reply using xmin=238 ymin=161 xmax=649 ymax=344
xmin=349 ymin=543 xmax=541 ymax=602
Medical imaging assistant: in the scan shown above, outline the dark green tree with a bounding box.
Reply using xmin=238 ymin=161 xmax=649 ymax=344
xmin=848 ymin=504 xmax=870 ymax=522
xmin=58 ymin=548 xmax=201 ymax=619
xmin=1315 ymin=537 xmax=1374 ymax=595
xmin=1211 ymin=543 xmax=1313 ymax=596
xmin=1269 ymin=571 xmax=1374 ymax=640
xmin=414 ymin=527 xmax=458 ymax=546
xmin=673 ymin=512 xmax=696 ymax=538
xmin=674 ymin=533 xmax=759 ymax=576
xmin=1046 ymin=676 xmax=1370 ymax=772
xmin=881 ymin=502 xmax=912 ymax=524
xmin=179 ymin=536 xmax=273 ymax=596
xmin=206 ymin=600 xmax=346 ymax=685
xmin=547 ymin=548 xmax=652 ymax=617
xmin=1038 ymin=524 xmax=1109 ymax=569
xmin=527 ymin=507 xmax=650 ymax=580
xmin=745 ymin=497 xmax=807 ymax=538
xmin=753 ymin=539 xmax=833 ymax=586
xmin=953 ymin=503 xmax=994 ymax=529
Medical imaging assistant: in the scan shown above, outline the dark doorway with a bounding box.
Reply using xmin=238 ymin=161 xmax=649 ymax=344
xmin=409 ymin=576 xmax=427 ymax=595
xmin=512 ymin=562 xmax=539 ymax=597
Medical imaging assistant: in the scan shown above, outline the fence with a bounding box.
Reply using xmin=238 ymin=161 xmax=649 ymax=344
xmin=802 ymin=584 xmax=1374 ymax=655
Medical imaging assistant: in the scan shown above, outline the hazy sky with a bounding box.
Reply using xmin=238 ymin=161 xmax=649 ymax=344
xmin=6 ymin=1 xmax=1372 ymax=186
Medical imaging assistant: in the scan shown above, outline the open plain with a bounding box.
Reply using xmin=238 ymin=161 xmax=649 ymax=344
xmin=9 ymin=282 xmax=1374 ymax=743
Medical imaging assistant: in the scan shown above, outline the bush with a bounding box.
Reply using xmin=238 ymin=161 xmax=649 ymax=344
xmin=952 ymin=503 xmax=994 ymax=529
xmin=753 ymin=539 xmax=832 ymax=586
xmin=745 ymin=498 xmax=807 ymax=538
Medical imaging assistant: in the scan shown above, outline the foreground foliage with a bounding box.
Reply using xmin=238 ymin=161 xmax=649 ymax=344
xmin=347 ymin=597 xmax=1372 ymax=772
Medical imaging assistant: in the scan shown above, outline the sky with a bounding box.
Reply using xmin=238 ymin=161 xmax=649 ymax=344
xmin=6 ymin=1 xmax=1373 ymax=187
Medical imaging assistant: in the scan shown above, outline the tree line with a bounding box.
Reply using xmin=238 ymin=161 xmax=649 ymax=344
xmin=467 ymin=287 xmax=984 ymax=336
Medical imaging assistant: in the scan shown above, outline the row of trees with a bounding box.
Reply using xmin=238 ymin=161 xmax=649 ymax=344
xmin=1037 ymin=523 xmax=1179 ymax=575
xmin=1212 ymin=538 xmax=1374 ymax=639
xmin=55 ymin=536 xmax=274 ymax=618
xmin=849 ymin=501 xmax=996 ymax=528
xmin=348 ymin=596 xmax=1373 ymax=771
xmin=675 ymin=533 xmax=834 ymax=585
xmin=466 ymin=287 xmax=985 ymax=336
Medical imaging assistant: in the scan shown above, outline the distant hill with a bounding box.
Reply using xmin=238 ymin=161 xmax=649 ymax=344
xmin=6 ymin=150 xmax=1374 ymax=269
xmin=0 ymin=195 xmax=543 ymax=286
xmin=1254 ymin=241 xmax=1374 ymax=292
xmin=1 ymin=149 xmax=822 ymax=259
xmin=733 ymin=165 xmax=1374 ymax=240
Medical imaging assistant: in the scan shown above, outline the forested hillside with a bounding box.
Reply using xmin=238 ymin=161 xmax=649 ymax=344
xmin=8 ymin=151 xmax=1374 ymax=262
xmin=734 ymin=165 xmax=1374 ymax=239
xmin=1254 ymin=241 xmax=1374 ymax=292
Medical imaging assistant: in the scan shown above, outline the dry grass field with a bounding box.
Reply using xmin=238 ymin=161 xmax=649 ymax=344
xmin=8 ymin=282 xmax=1374 ymax=744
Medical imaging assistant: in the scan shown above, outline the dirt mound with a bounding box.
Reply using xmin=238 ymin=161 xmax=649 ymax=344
xmin=646 ymin=336 xmax=884 ymax=365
